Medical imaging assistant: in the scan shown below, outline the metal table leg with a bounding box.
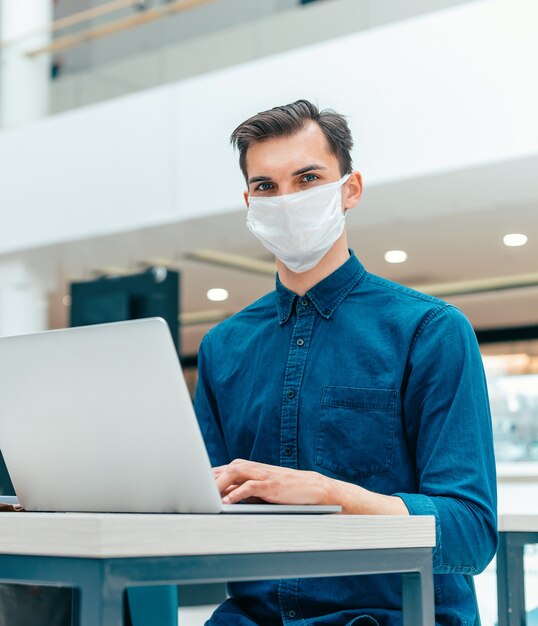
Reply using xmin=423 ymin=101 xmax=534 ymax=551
xmin=497 ymin=532 xmax=538 ymax=626
xmin=76 ymin=572 xmax=124 ymax=626
xmin=402 ymin=552 xmax=435 ymax=626
xmin=74 ymin=562 xmax=124 ymax=626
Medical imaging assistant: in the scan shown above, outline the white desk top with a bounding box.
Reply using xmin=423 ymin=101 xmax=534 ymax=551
xmin=0 ymin=513 xmax=435 ymax=559
xmin=498 ymin=514 xmax=538 ymax=533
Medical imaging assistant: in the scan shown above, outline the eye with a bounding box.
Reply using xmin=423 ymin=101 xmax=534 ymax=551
xmin=255 ymin=182 xmax=273 ymax=192
xmin=301 ymin=173 xmax=319 ymax=183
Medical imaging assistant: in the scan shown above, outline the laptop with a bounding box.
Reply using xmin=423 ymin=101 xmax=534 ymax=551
xmin=0 ymin=318 xmax=340 ymax=515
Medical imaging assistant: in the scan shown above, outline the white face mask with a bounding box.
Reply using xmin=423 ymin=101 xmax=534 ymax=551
xmin=246 ymin=173 xmax=351 ymax=273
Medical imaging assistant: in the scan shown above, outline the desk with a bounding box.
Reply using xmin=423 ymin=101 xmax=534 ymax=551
xmin=497 ymin=514 xmax=538 ymax=626
xmin=0 ymin=513 xmax=435 ymax=626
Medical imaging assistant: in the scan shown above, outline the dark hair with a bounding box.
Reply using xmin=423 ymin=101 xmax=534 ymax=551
xmin=230 ymin=99 xmax=353 ymax=181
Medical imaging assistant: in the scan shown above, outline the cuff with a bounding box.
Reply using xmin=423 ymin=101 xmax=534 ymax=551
xmin=392 ymin=492 xmax=442 ymax=569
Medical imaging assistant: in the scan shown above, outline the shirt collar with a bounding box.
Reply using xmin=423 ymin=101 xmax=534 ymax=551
xmin=275 ymin=250 xmax=366 ymax=325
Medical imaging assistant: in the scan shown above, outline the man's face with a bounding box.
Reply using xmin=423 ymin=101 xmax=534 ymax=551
xmin=243 ymin=121 xmax=350 ymax=204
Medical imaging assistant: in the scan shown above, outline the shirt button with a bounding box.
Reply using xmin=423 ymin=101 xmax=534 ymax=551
xmin=287 ymin=389 xmax=295 ymax=399
xmin=323 ymin=308 xmax=331 ymax=316
xmin=296 ymin=338 xmax=305 ymax=346
xmin=288 ymin=610 xmax=296 ymax=618
xmin=300 ymin=298 xmax=308 ymax=307
xmin=284 ymin=446 xmax=293 ymax=456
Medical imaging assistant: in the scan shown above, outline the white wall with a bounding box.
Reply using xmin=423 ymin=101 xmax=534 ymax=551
xmin=1 ymin=0 xmax=537 ymax=256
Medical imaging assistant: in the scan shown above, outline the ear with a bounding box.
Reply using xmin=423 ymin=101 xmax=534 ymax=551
xmin=243 ymin=190 xmax=249 ymax=209
xmin=343 ymin=171 xmax=363 ymax=211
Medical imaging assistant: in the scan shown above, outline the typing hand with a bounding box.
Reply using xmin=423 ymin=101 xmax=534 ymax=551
xmin=213 ymin=459 xmax=334 ymax=506
xmin=212 ymin=460 xmax=409 ymax=515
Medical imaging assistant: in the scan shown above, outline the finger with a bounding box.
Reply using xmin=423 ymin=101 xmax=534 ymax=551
xmin=213 ymin=459 xmax=252 ymax=476
xmin=222 ymin=484 xmax=240 ymax=496
xmin=222 ymin=480 xmax=269 ymax=504
xmin=215 ymin=471 xmax=244 ymax=495
xmin=215 ymin=470 xmax=243 ymax=495
xmin=213 ymin=464 xmax=236 ymax=478
xmin=216 ymin=465 xmax=266 ymax=494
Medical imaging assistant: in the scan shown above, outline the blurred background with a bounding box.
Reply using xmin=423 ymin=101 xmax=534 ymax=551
xmin=0 ymin=0 xmax=537 ymax=623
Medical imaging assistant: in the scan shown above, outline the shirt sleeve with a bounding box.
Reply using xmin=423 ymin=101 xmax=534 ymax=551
xmin=194 ymin=331 xmax=231 ymax=467
xmin=393 ymin=304 xmax=498 ymax=575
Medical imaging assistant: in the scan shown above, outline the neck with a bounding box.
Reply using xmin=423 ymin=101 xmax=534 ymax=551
xmin=276 ymin=232 xmax=351 ymax=296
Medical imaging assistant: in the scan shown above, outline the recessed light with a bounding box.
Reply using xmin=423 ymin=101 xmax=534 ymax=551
xmin=207 ymin=288 xmax=229 ymax=302
xmin=384 ymin=250 xmax=408 ymax=264
xmin=503 ymin=233 xmax=528 ymax=247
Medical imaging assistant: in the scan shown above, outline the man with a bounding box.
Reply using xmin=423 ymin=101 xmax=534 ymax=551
xmin=194 ymin=99 xmax=497 ymax=625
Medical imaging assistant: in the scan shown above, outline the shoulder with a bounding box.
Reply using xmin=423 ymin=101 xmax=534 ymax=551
xmin=359 ymin=271 xmax=473 ymax=340
xmin=363 ymin=272 xmax=446 ymax=308
xmin=362 ymin=271 xmax=453 ymax=319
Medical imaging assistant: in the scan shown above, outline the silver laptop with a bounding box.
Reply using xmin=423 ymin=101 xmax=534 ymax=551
xmin=0 ymin=318 xmax=340 ymax=515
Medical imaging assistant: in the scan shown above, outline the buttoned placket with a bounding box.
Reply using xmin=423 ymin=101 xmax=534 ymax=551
xmin=278 ymin=295 xmax=316 ymax=625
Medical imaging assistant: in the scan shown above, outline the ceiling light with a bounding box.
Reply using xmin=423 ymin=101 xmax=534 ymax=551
xmin=207 ymin=288 xmax=229 ymax=302
xmin=384 ymin=250 xmax=408 ymax=264
xmin=503 ymin=233 xmax=528 ymax=247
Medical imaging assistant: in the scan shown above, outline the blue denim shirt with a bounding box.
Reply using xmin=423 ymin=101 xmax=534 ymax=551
xmin=194 ymin=250 xmax=497 ymax=626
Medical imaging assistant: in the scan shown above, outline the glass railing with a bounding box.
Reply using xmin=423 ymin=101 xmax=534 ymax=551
xmin=1 ymin=0 xmax=473 ymax=125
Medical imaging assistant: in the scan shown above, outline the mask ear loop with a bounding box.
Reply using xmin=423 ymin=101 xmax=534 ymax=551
xmin=341 ymin=172 xmax=352 ymax=216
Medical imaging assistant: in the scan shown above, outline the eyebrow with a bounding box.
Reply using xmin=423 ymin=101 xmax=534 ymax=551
xmin=247 ymin=163 xmax=328 ymax=185
xmin=291 ymin=163 xmax=328 ymax=176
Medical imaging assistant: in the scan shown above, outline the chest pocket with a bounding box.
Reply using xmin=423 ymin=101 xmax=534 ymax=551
xmin=316 ymin=386 xmax=398 ymax=480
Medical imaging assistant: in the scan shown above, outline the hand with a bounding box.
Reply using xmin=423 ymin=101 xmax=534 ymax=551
xmin=0 ymin=503 xmax=23 ymax=512
xmin=213 ymin=459 xmax=410 ymax=515
xmin=213 ymin=459 xmax=335 ymax=506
